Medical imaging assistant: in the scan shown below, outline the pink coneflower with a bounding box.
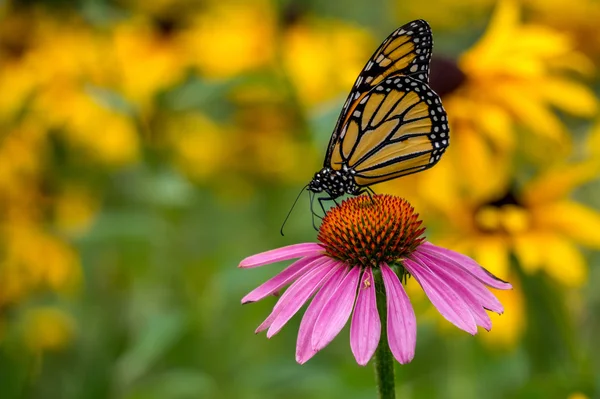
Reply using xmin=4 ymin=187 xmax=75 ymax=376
xmin=240 ymin=195 xmax=511 ymax=366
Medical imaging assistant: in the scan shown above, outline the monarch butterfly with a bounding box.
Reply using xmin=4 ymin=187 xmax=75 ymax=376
xmin=307 ymin=20 xmax=449 ymax=206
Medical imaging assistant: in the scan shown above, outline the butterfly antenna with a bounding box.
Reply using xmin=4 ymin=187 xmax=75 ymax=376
xmin=280 ymin=184 xmax=309 ymax=236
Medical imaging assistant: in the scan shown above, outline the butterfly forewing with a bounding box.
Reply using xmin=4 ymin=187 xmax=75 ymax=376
xmin=325 ymin=19 xmax=434 ymax=167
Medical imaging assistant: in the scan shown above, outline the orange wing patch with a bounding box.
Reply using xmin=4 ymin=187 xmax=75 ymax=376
xmin=349 ymin=119 xmax=400 ymax=166
xmin=354 ymin=154 xmax=431 ymax=185
xmin=361 ymin=93 xmax=385 ymax=130
xmin=354 ymin=136 xmax=433 ymax=171
xmin=371 ymin=90 xmax=406 ymax=126
xmin=342 ymin=121 xmax=360 ymax=159
xmin=392 ymin=118 xmax=432 ymax=139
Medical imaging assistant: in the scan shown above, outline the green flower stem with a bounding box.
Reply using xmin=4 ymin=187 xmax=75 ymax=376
xmin=374 ymin=271 xmax=395 ymax=399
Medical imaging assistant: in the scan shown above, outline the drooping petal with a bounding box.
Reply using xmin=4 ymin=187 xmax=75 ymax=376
xmin=404 ymin=258 xmax=478 ymax=335
xmin=420 ymin=242 xmax=512 ymax=290
xmin=413 ymin=252 xmax=492 ymax=331
xmin=414 ymin=248 xmax=504 ymax=314
xmin=242 ymin=256 xmax=324 ymax=304
xmin=380 ymin=263 xmax=416 ymax=364
xmin=350 ymin=267 xmax=381 ymax=366
xmin=239 ymin=243 xmax=324 ymax=268
xmin=311 ymin=266 xmax=362 ymax=352
xmin=255 ymin=259 xmax=332 ymax=333
xmin=266 ymin=260 xmax=340 ymax=338
xmin=536 ymin=201 xmax=600 ymax=248
xmin=296 ymin=263 xmax=348 ymax=364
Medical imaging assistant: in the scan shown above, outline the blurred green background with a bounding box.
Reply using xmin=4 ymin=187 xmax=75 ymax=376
xmin=1 ymin=0 xmax=600 ymax=398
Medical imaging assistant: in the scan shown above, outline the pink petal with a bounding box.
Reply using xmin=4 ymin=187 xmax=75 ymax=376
xmin=380 ymin=263 xmax=416 ymax=364
xmin=242 ymin=256 xmax=324 ymax=304
xmin=255 ymin=258 xmax=332 ymax=333
xmin=239 ymin=243 xmax=324 ymax=268
xmin=312 ymin=266 xmax=362 ymax=352
xmin=266 ymin=260 xmax=341 ymax=338
xmin=404 ymin=258 xmax=478 ymax=335
xmin=296 ymin=263 xmax=348 ymax=364
xmin=413 ymin=252 xmax=492 ymax=331
xmin=415 ymin=248 xmax=504 ymax=314
xmin=350 ymin=267 xmax=381 ymax=366
xmin=420 ymin=242 xmax=512 ymax=290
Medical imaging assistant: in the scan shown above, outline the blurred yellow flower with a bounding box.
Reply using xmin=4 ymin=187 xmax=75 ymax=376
xmin=53 ymin=187 xmax=100 ymax=235
xmin=0 ymin=222 xmax=81 ymax=307
xmin=567 ymin=393 xmax=590 ymax=399
xmin=186 ymin=0 xmax=276 ymax=79
xmin=34 ymin=83 xmax=140 ymax=167
xmin=111 ymin=16 xmax=190 ymax=111
xmin=525 ymin=0 xmax=600 ymax=63
xmin=0 ymin=122 xmax=45 ymax=204
xmin=396 ymin=0 xmax=494 ymax=30
xmin=423 ymin=160 xmax=600 ymax=288
xmin=479 ymin=274 xmax=525 ymax=348
xmin=282 ymin=18 xmax=374 ymax=107
xmin=22 ymin=307 xmax=76 ymax=352
xmin=439 ymin=0 xmax=596 ymax=167
xmin=164 ymin=112 xmax=226 ymax=182
xmin=0 ymin=9 xmax=42 ymax=120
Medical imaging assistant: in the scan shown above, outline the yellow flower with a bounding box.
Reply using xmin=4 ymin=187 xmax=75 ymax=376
xmin=395 ymin=0 xmax=494 ymax=30
xmin=408 ymin=159 xmax=600 ymax=346
xmin=479 ymin=274 xmax=525 ymax=348
xmin=53 ymin=187 xmax=100 ymax=235
xmin=0 ymin=221 xmax=81 ymax=307
xmin=567 ymin=393 xmax=590 ymax=399
xmin=164 ymin=112 xmax=227 ymax=182
xmin=524 ymin=0 xmax=600 ymax=62
xmin=0 ymin=9 xmax=44 ymax=120
xmin=22 ymin=307 xmax=76 ymax=352
xmin=422 ymin=160 xmax=600 ymax=288
xmin=0 ymin=122 xmax=45 ymax=204
xmin=33 ymin=82 xmax=140 ymax=167
xmin=282 ymin=18 xmax=375 ymax=107
xmin=109 ymin=15 xmax=190 ymax=112
xmin=185 ymin=0 xmax=276 ymax=79
xmin=437 ymin=0 xmax=596 ymax=166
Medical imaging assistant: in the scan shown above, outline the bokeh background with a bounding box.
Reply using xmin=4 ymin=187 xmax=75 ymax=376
xmin=1 ymin=0 xmax=600 ymax=397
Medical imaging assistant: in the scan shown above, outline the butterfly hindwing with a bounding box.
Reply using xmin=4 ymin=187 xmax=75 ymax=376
xmin=325 ymin=20 xmax=434 ymax=167
xmin=329 ymin=75 xmax=448 ymax=186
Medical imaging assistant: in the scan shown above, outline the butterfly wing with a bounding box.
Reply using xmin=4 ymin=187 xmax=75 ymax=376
xmin=329 ymin=75 xmax=449 ymax=186
xmin=325 ymin=20 xmax=434 ymax=167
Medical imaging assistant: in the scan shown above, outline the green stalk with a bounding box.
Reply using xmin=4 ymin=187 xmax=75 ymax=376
xmin=374 ymin=270 xmax=395 ymax=399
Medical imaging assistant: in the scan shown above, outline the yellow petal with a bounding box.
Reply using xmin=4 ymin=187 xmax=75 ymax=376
xmin=586 ymin=121 xmax=600 ymax=158
xmin=534 ymin=201 xmax=600 ymax=248
xmin=479 ymin=274 xmax=525 ymax=348
xmin=473 ymin=236 xmax=511 ymax=278
xmin=541 ymin=78 xmax=597 ymax=117
xmin=541 ymin=235 xmax=587 ymax=287
xmin=474 ymin=103 xmax=515 ymax=152
xmin=550 ymin=50 xmax=596 ymax=78
xmin=512 ymin=232 xmax=545 ymax=274
xmin=452 ymin=127 xmax=511 ymax=202
xmin=492 ymin=83 xmax=565 ymax=141
xmin=522 ymin=162 xmax=600 ymax=205
xmin=470 ymin=0 xmax=519 ymax=59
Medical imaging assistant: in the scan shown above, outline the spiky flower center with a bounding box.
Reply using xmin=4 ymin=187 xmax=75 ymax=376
xmin=318 ymin=195 xmax=425 ymax=268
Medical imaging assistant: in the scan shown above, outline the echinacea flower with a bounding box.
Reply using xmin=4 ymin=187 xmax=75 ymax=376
xmin=239 ymin=195 xmax=511 ymax=365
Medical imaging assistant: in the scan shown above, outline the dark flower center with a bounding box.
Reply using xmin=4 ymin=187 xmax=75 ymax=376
xmin=317 ymin=195 xmax=425 ymax=268
xmin=474 ymin=189 xmax=530 ymax=234
xmin=429 ymin=55 xmax=466 ymax=98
